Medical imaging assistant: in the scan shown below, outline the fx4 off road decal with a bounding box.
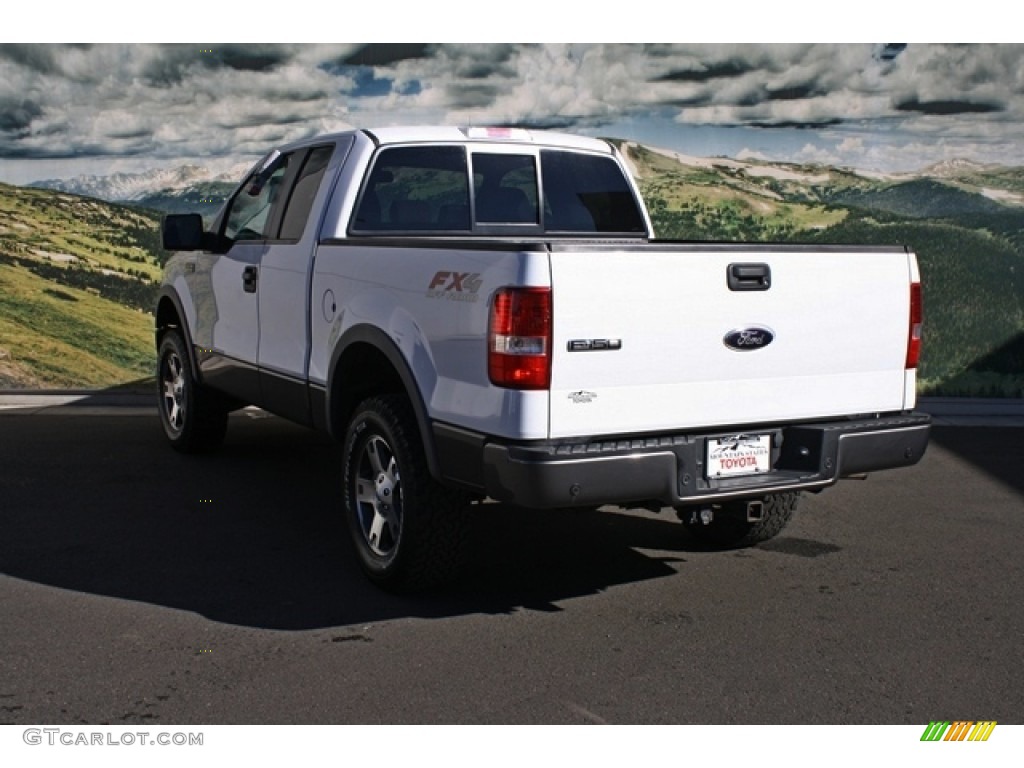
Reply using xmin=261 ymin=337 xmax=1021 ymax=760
xmin=426 ymin=271 xmax=483 ymax=302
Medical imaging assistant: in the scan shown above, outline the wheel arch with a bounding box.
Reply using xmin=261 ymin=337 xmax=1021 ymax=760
xmin=155 ymin=287 xmax=200 ymax=382
xmin=327 ymin=325 xmax=442 ymax=480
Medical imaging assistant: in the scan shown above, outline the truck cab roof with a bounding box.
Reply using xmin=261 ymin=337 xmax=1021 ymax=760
xmin=365 ymin=126 xmax=614 ymax=154
xmin=273 ymin=126 xmax=615 ymax=155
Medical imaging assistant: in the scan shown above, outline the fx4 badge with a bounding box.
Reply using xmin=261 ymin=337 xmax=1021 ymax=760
xmin=723 ymin=327 xmax=774 ymax=351
xmin=426 ymin=271 xmax=483 ymax=302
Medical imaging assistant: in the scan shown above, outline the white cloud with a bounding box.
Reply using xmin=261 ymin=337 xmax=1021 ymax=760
xmin=3 ymin=43 xmax=1024 ymax=183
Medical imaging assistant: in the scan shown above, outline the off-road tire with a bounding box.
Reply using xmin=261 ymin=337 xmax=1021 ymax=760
xmin=157 ymin=330 xmax=228 ymax=453
xmin=679 ymin=492 xmax=800 ymax=548
xmin=342 ymin=394 xmax=470 ymax=592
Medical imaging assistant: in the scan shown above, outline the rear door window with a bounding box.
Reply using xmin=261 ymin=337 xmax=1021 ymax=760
xmin=279 ymin=145 xmax=335 ymax=240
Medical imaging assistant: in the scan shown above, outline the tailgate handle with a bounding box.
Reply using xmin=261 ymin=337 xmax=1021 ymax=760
xmin=728 ymin=263 xmax=771 ymax=291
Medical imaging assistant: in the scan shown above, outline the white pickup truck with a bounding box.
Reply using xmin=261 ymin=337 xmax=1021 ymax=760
xmin=157 ymin=126 xmax=930 ymax=590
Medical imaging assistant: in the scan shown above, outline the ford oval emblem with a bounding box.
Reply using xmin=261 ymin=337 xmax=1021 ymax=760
xmin=724 ymin=327 xmax=775 ymax=351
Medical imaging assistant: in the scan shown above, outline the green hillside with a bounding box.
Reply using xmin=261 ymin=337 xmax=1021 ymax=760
xmin=828 ymin=179 xmax=1010 ymax=219
xmin=0 ymin=183 xmax=161 ymax=387
xmin=792 ymin=212 xmax=1024 ymax=397
xmin=625 ymin=142 xmax=847 ymax=241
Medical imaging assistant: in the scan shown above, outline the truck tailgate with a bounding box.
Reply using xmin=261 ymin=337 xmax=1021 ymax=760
xmin=548 ymin=243 xmax=914 ymax=439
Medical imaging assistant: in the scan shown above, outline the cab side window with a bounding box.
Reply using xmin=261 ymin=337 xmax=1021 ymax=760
xmin=223 ymin=152 xmax=292 ymax=242
xmin=279 ymin=145 xmax=335 ymax=240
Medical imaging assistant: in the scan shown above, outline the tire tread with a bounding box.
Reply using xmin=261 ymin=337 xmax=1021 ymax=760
xmin=343 ymin=394 xmax=470 ymax=592
xmin=157 ymin=330 xmax=228 ymax=453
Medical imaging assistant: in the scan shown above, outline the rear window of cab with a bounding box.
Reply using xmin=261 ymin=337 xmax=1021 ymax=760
xmin=349 ymin=145 xmax=646 ymax=235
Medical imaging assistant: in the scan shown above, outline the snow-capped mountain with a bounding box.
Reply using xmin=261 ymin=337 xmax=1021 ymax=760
xmin=918 ymin=158 xmax=997 ymax=178
xmin=29 ymin=162 xmax=253 ymax=202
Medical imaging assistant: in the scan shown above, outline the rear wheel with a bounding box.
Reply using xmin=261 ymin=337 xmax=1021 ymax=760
xmin=342 ymin=394 xmax=469 ymax=591
xmin=157 ymin=330 xmax=228 ymax=453
xmin=678 ymin=492 xmax=799 ymax=548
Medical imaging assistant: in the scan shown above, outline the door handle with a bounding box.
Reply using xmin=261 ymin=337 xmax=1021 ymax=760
xmin=243 ymin=265 xmax=258 ymax=293
xmin=727 ymin=263 xmax=771 ymax=291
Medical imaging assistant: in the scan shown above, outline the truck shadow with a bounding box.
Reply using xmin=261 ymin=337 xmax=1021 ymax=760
xmin=6 ymin=391 xmax=1020 ymax=632
xmin=929 ymin=425 xmax=1024 ymax=499
xmin=1 ymin=408 xmax=715 ymax=631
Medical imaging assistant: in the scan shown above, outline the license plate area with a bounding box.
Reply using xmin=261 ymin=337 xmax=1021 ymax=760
xmin=706 ymin=433 xmax=773 ymax=479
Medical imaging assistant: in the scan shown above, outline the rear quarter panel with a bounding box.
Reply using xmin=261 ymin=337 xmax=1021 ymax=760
xmin=310 ymin=241 xmax=552 ymax=440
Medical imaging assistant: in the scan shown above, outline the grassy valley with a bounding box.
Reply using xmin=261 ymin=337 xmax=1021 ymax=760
xmin=0 ymin=183 xmax=161 ymax=387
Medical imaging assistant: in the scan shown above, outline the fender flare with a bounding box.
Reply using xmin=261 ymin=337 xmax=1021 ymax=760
xmin=327 ymin=324 xmax=442 ymax=480
xmin=155 ymin=286 xmax=200 ymax=383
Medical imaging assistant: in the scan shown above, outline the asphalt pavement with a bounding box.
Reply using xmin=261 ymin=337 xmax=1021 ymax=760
xmin=0 ymin=399 xmax=1022 ymax=724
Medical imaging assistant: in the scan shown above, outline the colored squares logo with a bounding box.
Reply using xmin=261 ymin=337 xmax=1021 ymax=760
xmin=920 ymin=721 xmax=997 ymax=742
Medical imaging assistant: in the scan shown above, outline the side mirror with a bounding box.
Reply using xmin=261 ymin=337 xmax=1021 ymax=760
xmin=162 ymin=213 xmax=205 ymax=251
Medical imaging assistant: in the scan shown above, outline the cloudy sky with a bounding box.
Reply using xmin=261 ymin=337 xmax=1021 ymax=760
xmin=2 ymin=42 xmax=1023 ymax=185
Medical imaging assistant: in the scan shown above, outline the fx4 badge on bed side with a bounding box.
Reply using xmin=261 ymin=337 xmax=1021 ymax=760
xmin=426 ymin=271 xmax=483 ymax=301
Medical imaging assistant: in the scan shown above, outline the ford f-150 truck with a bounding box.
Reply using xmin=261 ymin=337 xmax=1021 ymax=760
xmin=157 ymin=125 xmax=930 ymax=590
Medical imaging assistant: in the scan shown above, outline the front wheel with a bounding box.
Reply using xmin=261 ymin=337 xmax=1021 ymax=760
xmin=678 ymin=492 xmax=800 ymax=548
xmin=157 ymin=330 xmax=228 ymax=453
xmin=342 ymin=394 xmax=469 ymax=591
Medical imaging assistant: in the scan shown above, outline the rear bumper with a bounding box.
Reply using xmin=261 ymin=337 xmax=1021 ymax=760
xmin=477 ymin=413 xmax=931 ymax=509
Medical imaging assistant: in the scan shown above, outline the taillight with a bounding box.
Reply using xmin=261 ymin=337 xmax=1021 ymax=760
xmin=906 ymin=281 xmax=922 ymax=369
xmin=488 ymin=287 xmax=552 ymax=389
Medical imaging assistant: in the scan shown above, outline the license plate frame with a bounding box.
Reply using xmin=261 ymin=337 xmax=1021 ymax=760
xmin=706 ymin=433 xmax=772 ymax=479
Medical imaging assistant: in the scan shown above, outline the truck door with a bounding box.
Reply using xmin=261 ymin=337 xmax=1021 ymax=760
xmin=196 ymin=150 xmax=293 ymax=404
xmin=257 ymin=138 xmax=352 ymax=424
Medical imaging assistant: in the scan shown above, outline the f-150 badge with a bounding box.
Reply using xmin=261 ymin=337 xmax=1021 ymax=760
xmin=567 ymin=339 xmax=621 ymax=352
xmin=723 ymin=327 xmax=774 ymax=351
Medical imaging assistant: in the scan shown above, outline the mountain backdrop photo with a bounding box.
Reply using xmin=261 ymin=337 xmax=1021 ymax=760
xmin=1 ymin=43 xmax=1022 ymax=396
